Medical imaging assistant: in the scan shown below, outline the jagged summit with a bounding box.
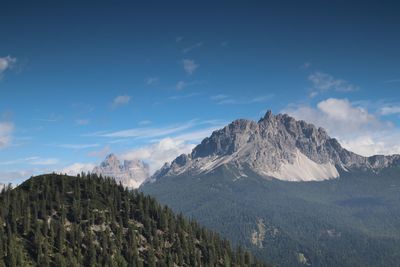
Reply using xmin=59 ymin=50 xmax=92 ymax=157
xmin=93 ymin=153 xmax=150 ymax=188
xmin=152 ymin=111 xmax=400 ymax=182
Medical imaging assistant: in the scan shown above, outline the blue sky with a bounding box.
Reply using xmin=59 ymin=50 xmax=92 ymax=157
xmin=1 ymin=1 xmax=400 ymax=183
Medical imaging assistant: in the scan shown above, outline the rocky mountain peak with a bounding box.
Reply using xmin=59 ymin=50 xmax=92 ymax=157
xmin=100 ymin=153 xmax=120 ymax=168
xmin=93 ymin=154 xmax=150 ymax=188
xmin=152 ymin=111 xmax=400 ymax=182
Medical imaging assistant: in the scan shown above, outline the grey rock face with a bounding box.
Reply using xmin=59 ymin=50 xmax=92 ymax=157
xmin=93 ymin=154 xmax=150 ymax=188
xmin=153 ymin=111 xmax=400 ymax=181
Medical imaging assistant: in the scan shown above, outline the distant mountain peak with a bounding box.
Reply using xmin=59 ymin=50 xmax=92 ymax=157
xmin=151 ymin=111 xmax=400 ymax=182
xmin=105 ymin=153 xmax=118 ymax=160
xmin=93 ymin=154 xmax=150 ymax=188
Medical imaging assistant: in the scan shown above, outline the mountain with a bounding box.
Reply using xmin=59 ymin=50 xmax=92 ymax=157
xmin=151 ymin=111 xmax=400 ymax=182
xmin=0 ymin=173 xmax=270 ymax=266
xmin=142 ymin=111 xmax=400 ymax=266
xmin=93 ymin=153 xmax=150 ymax=188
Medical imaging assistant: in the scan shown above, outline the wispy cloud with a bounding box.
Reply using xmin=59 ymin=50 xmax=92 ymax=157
xmin=88 ymin=145 xmax=110 ymax=158
xmin=111 ymin=95 xmax=131 ymax=108
xmin=383 ymin=78 xmax=400 ymax=84
xmin=176 ymin=80 xmax=186 ymax=90
xmin=182 ymin=42 xmax=203 ymax=53
xmin=175 ymin=36 xmax=184 ymax=42
xmin=85 ymin=119 xmax=224 ymax=142
xmin=0 ymin=121 xmax=14 ymax=149
xmin=76 ymin=119 xmax=90 ymax=125
xmin=146 ymin=77 xmax=159 ymax=86
xmin=210 ymin=94 xmax=273 ymax=105
xmin=34 ymin=114 xmax=62 ymax=123
xmin=85 ymin=119 xmax=225 ymax=173
xmin=71 ymin=102 xmax=95 ymax=114
xmin=169 ymin=126 xmax=223 ymax=143
xmin=168 ymin=92 xmax=202 ymax=100
xmin=138 ymin=120 xmax=152 ymax=125
xmin=379 ymin=106 xmax=400 ymax=115
xmin=54 ymin=143 xmax=100 ymax=149
xmin=251 ymin=95 xmax=274 ymax=103
xmin=182 ymin=59 xmax=198 ymax=75
xmin=94 ymin=121 xmax=198 ymax=139
xmin=30 ymin=158 xmax=59 ymax=165
xmin=0 ymin=156 xmax=59 ymax=166
xmin=301 ymin=62 xmax=311 ymax=69
xmin=0 ymin=56 xmax=17 ymax=79
xmin=308 ymin=71 xmax=359 ymax=97
xmin=210 ymin=94 xmax=229 ymax=101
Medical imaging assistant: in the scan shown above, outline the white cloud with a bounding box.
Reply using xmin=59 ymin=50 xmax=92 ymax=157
xmin=0 ymin=122 xmax=14 ymax=148
xmin=59 ymin=163 xmax=96 ymax=176
xmin=308 ymin=71 xmax=358 ymax=96
xmin=100 ymin=121 xmax=223 ymax=174
xmin=182 ymin=42 xmax=203 ymax=53
xmin=182 ymin=59 xmax=198 ymax=75
xmin=379 ymin=106 xmax=400 ymax=115
xmin=283 ymin=98 xmax=400 ymax=156
xmin=119 ymin=122 xmax=223 ymax=173
xmin=111 ymin=95 xmax=130 ymax=108
xmin=85 ymin=120 xmax=224 ymax=173
xmin=0 ymin=56 xmax=17 ymax=78
xmin=0 ymin=170 xmax=35 ymax=185
xmin=121 ymin=138 xmax=195 ymax=173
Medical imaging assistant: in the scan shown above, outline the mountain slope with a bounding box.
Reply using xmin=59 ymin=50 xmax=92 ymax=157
xmin=93 ymin=153 xmax=150 ymax=188
xmin=0 ymin=173 xmax=269 ymax=266
xmin=142 ymin=111 xmax=400 ymax=266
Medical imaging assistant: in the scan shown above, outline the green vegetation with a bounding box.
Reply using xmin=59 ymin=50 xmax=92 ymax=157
xmin=0 ymin=173 xmax=270 ymax=267
xmin=142 ymin=165 xmax=400 ymax=266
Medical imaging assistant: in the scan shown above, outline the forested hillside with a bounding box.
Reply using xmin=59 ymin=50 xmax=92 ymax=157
xmin=142 ymin=165 xmax=400 ymax=266
xmin=0 ymin=173 xmax=270 ymax=267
